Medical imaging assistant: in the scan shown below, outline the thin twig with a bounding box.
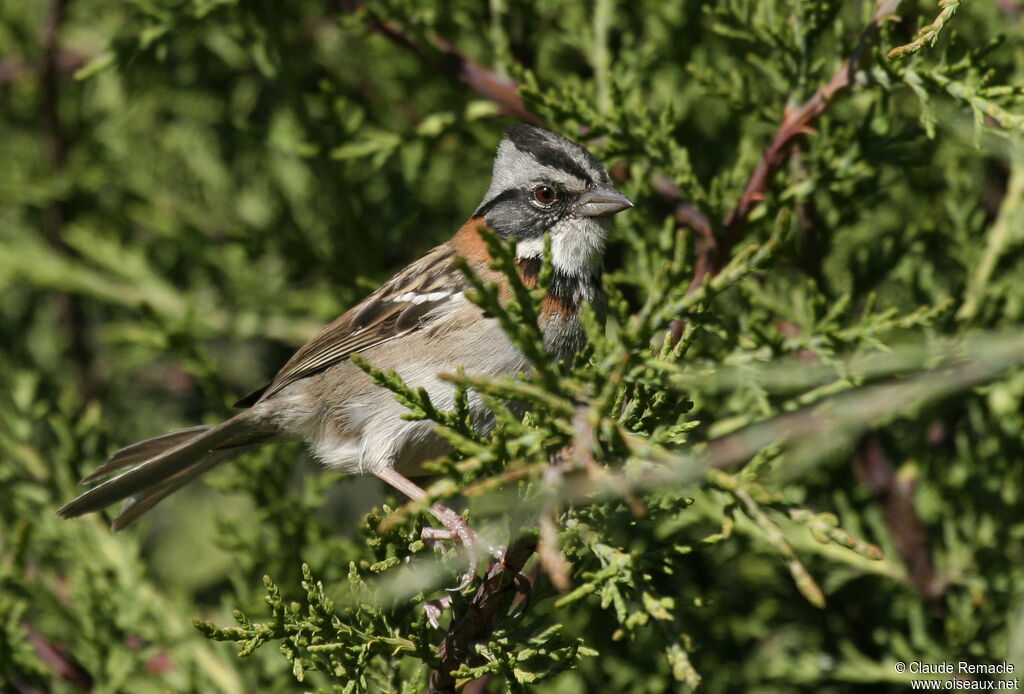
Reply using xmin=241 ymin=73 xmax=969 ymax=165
xmin=718 ymin=0 xmax=904 ymax=268
xmin=367 ymin=20 xmax=544 ymax=126
xmin=538 ymin=463 xmax=572 ymax=591
xmin=327 ymin=1 xmax=542 ymax=125
xmin=887 ymin=0 xmax=963 ymax=60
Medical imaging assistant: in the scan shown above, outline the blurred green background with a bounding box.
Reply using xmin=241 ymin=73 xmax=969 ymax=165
xmin=2 ymin=0 xmax=1024 ymax=692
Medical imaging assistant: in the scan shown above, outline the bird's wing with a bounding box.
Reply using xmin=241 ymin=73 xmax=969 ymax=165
xmin=235 ymin=242 xmax=467 ymax=407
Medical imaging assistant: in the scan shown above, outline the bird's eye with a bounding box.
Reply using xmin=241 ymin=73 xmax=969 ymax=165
xmin=533 ymin=185 xmax=556 ymax=204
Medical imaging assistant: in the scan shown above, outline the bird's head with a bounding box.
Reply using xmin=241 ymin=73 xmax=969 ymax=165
xmin=475 ymin=124 xmax=633 ymax=276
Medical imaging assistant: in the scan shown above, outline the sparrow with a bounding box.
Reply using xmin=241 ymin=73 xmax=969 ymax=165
xmin=57 ymin=123 xmax=633 ymax=585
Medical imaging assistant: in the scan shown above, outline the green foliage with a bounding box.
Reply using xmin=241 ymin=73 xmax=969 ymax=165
xmin=3 ymin=0 xmax=1024 ymax=692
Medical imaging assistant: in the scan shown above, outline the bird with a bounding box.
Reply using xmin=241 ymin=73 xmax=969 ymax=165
xmin=57 ymin=123 xmax=633 ymax=586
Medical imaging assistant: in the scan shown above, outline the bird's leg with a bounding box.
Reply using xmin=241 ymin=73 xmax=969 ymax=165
xmin=375 ymin=468 xmax=491 ymax=591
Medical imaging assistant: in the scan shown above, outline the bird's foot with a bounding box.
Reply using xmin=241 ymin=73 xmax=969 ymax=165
xmin=423 ymin=595 xmax=453 ymax=630
xmin=421 ymin=509 xmax=482 ymax=591
xmin=421 ymin=506 xmax=508 ymax=592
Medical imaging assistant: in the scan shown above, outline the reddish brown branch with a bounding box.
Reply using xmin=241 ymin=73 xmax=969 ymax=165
xmin=367 ymin=20 xmax=544 ymax=126
xmin=434 ymin=34 xmax=545 ymax=126
xmin=428 ymin=536 xmax=537 ymax=693
xmin=853 ymin=435 xmax=945 ymax=600
xmin=328 ymin=1 xmax=541 ymax=125
xmin=653 ymin=176 xmax=716 ymax=296
xmin=717 ymin=0 xmax=903 ymax=268
xmin=26 ymin=626 xmax=94 ymax=690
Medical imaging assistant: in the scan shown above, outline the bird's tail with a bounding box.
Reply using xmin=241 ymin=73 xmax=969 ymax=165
xmin=57 ymin=413 xmax=270 ymax=530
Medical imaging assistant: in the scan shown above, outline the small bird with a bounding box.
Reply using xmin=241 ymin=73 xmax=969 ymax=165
xmin=57 ymin=124 xmax=633 ymax=584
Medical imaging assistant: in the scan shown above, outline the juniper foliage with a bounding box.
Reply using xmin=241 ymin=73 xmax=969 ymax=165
xmin=2 ymin=1 xmax=1024 ymax=692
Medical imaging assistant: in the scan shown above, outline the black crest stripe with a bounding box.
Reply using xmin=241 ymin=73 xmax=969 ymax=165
xmin=504 ymin=124 xmax=594 ymax=185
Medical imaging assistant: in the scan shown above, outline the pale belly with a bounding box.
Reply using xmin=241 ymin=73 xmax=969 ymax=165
xmin=259 ymin=312 xmax=531 ymax=477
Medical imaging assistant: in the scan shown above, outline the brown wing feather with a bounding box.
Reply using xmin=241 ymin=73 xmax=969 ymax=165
xmin=238 ymin=243 xmax=462 ymax=406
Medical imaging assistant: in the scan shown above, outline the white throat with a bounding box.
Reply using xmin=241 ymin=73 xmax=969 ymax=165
xmin=515 ymin=217 xmax=608 ymax=277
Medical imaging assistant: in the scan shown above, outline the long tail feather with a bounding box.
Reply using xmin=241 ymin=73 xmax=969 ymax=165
xmin=108 ymin=444 xmax=256 ymax=530
xmin=80 ymin=425 xmax=215 ymax=484
xmin=57 ymin=414 xmax=263 ymax=524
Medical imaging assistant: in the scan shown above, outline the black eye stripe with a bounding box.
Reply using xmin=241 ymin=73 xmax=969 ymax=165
xmin=475 ymin=183 xmax=582 ymax=240
xmin=475 ymin=183 xmax=579 ymax=218
xmin=473 ymin=188 xmax=520 ymax=218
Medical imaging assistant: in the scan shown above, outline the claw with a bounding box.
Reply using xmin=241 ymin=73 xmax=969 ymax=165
xmin=420 ymin=514 xmax=480 ymax=591
xmin=374 ymin=469 xmax=498 ymax=593
xmin=445 ymin=517 xmax=479 ymax=592
xmin=424 ymin=595 xmax=454 ymax=630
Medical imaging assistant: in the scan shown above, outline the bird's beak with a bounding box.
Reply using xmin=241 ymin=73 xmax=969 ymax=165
xmin=576 ymin=187 xmax=634 ymax=217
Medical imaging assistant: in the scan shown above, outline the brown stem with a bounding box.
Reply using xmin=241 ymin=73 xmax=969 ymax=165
xmin=359 ymin=16 xmax=544 ymax=126
xmin=653 ymin=176 xmax=716 ymax=297
xmin=324 ymin=2 xmax=544 ymax=125
xmin=428 ymin=536 xmax=537 ymax=693
xmin=461 ymin=674 xmax=494 ymax=694
xmin=852 ymin=435 xmax=945 ymax=601
xmin=26 ymin=625 xmax=94 ymax=690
